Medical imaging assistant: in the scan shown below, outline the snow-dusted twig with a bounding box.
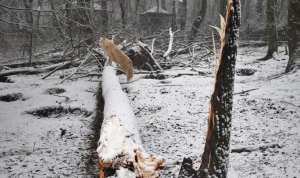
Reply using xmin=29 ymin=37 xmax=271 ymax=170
xmin=233 ymin=88 xmax=259 ymax=95
xmin=163 ymin=28 xmax=180 ymax=59
xmin=60 ymin=53 xmax=91 ymax=83
xmin=41 ymin=59 xmax=80 ymax=80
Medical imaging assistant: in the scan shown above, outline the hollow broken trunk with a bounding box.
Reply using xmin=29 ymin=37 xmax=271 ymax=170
xmin=97 ymin=66 xmax=164 ymax=178
xmin=198 ymin=1 xmax=240 ymax=177
xmin=177 ymin=0 xmax=240 ymax=177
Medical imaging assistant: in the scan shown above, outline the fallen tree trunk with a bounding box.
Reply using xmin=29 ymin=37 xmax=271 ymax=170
xmin=0 ymin=60 xmax=78 ymax=77
xmin=97 ymin=66 xmax=164 ymax=178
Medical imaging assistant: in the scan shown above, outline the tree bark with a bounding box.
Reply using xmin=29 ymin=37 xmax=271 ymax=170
xmin=259 ymin=0 xmax=278 ymax=61
xmin=161 ymin=0 xmax=166 ymax=10
xmin=172 ymin=0 xmax=177 ymax=31
xmin=177 ymin=0 xmax=187 ymax=31
xmin=23 ymin=0 xmax=33 ymax=63
xmin=198 ymin=1 xmax=240 ymax=177
xmin=256 ymin=0 xmax=264 ymax=20
xmin=188 ymin=0 xmax=207 ymax=42
xmin=285 ymin=0 xmax=300 ymax=72
xmin=134 ymin=0 xmax=140 ymax=23
xmin=119 ymin=0 xmax=126 ymax=29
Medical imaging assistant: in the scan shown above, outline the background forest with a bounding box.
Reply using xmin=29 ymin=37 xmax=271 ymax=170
xmin=0 ymin=0 xmax=288 ymax=62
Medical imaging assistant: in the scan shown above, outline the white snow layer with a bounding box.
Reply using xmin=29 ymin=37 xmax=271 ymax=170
xmin=97 ymin=66 xmax=144 ymax=163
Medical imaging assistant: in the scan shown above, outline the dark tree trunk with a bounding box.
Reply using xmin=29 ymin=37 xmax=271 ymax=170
xmin=256 ymin=0 xmax=264 ymax=20
xmin=188 ymin=0 xmax=207 ymax=42
xmin=23 ymin=0 xmax=33 ymax=63
xmin=100 ymin=0 xmax=108 ymax=35
xmin=161 ymin=0 xmax=166 ymax=10
xmin=285 ymin=0 xmax=300 ymax=72
xmin=119 ymin=0 xmax=126 ymax=29
xmin=65 ymin=1 xmax=73 ymax=48
xmin=198 ymin=1 xmax=240 ymax=177
xmin=259 ymin=0 xmax=278 ymax=61
xmin=134 ymin=0 xmax=140 ymax=23
xmin=172 ymin=0 xmax=177 ymax=31
xmin=177 ymin=0 xmax=187 ymax=31
xmin=36 ymin=0 xmax=42 ymax=27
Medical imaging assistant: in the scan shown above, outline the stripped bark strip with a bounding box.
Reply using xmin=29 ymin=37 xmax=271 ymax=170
xmin=198 ymin=0 xmax=240 ymax=178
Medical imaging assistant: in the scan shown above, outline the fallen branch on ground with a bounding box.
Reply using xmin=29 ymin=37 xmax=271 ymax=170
xmin=233 ymin=88 xmax=259 ymax=95
xmin=60 ymin=53 xmax=91 ymax=83
xmin=231 ymin=144 xmax=283 ymax=153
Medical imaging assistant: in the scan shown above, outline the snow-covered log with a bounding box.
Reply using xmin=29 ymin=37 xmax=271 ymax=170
xmin=97 ymin=66 xmax=164 ymax=178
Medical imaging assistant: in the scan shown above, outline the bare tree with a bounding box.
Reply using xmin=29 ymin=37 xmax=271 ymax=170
xmin=171 ymin=0 xmax=177 ymax=31
xmin=177 ymin=0 xmax=187 ymax=31
xmin=259 ymin=0 xmax=278 ymax=61
xmin=188 ymin=0 xmax=207 ymax=42
xmin=161 ymin=0 xmax=166 ymax=10
xmin=119 ymin=0 xmax=126 ymax=28
xmin=285 ymin=0 xmax=300 ymax=72
xmin=23 ymin=0 xmax=33 ymax=63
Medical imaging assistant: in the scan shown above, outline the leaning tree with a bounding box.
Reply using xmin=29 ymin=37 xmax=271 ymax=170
xmin=285 ymin=0 xmax=300 ymax=73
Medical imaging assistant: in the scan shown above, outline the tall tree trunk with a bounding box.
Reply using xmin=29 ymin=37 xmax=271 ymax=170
xmin=188 ymin=0 xmax=207 ymax=42
xmin=177 ymin=0 xmax=187 ymax=31
xmin=285 ymin=0 xmax=300 ymax=72
xmin=65 ymin=1 xmax=73 ymax=48
xmin=36 ymin=0 xmax=42 ymax=27
xmin=134 ymin=0 xmax=140 ymax=23
xmin=256 ymin=0 xmax=264 ymax=20
xmin=100 ymin=0 xmax=108 ymax=35
xmin=119 ymin=0 xmax=126 ymax=29
xmin=259 ymin=0 xmax=278 ymax=61
xmin=198 ymin=0 xmax=240 ymax=177
xmin=161 ymin=0 xmax=166 ymax=10
xmin=23 ymin=0 xmax=33 ymax=63
xmin=171 ymin=0 xmax=177 ymax=31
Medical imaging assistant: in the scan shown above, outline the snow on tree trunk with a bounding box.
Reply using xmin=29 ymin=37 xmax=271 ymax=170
xmin=198 ymin=0 xmax=240 ymax=177
xmin=97 ymin=66 xmax=164 ymax=178
xmin=285 ymin=0 xmax=300 ymax=73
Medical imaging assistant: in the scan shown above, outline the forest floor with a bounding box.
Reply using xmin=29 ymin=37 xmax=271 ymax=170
xmin=0 ymin=44 xmax=299 ymax=178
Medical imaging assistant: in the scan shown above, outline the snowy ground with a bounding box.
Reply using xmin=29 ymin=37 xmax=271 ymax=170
xmin=0 ymin=45 xmax=300 ymax=177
